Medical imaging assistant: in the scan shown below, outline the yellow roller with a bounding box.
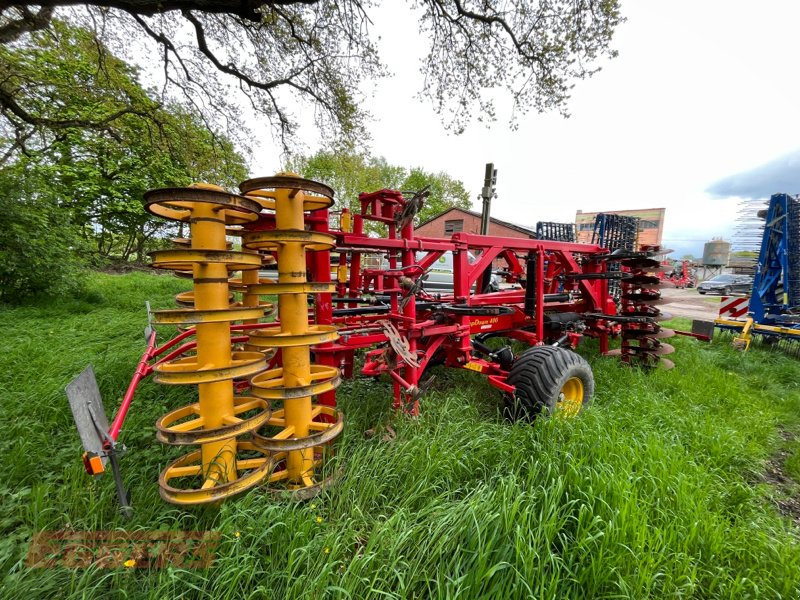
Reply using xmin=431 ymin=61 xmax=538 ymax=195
xmin=242 ymin=173 xmax=343 ymax=492
xmin=144 ymin=184 xmax=274 ymax=505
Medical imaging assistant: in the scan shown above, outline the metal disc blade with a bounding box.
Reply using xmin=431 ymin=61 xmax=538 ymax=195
xmin=621 ymin=342 xmax=674 ymax=355
xmin=621 ymin=258 xmax=660 ymax=269
xmin=653 ymin=342 xmax=675 ymax=355
xmin=625 ymin=275 xmax=660 ymax=285
xmin=623 ymin=327 xmax=675 ymax=339
xmin=621 ymin=293 xmax=663 ymax=302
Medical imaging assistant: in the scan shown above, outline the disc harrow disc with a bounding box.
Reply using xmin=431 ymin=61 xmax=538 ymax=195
xmin=609 ymin=248 xmax=676 ymax=369
xmin=621 ymin=258 xmax=660 ymax=270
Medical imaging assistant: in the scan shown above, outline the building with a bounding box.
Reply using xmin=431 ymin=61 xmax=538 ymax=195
xmin=416 ymin=207 xmax=536 ymax=240
xmin=575 ymin=208 xmax=666 ymax=247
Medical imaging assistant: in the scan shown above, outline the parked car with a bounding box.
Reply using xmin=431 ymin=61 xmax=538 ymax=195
xmin=421 ymin=251 xmax=500 ymax=294
xmin=697 ymin=274 xmax=753 ymax=295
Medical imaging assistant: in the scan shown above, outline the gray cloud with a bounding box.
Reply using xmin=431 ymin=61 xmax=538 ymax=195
xmin=706 ymin=148 xmax=800 ymax=199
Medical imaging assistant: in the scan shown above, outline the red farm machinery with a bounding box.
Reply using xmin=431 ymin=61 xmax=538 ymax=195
xmin=67 ymin=173 xmax=676 ymax=512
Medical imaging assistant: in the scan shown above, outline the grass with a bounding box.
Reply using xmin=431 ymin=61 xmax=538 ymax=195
xmin=2 ymin=271 xmax=800 ymax=599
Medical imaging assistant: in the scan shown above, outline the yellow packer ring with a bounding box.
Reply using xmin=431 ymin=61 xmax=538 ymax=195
xmin=158 ymin=441 xmax=274 ymax=505
xmin=149 ymin=249 xmax=263 ymax=272
xmin=244 ymin=229 xmax=336 ymax=252
xmin=148 ymin=248 xmax=261 ymax=272
xmin=153 ymin=305 xmax=266 ymax=325
xmin=227 ymin=277 xmax=276 ymax=292
xmin=154 ymin=351 xmax=267 ymax=385
xmin=252 ymin=406 xmax=343 ymax=453
xmin=248 ymin=324 xmax=339 ymax=348
xmin=174 ymin=236 xmax=232 ymax=249
xmin=174 ymin=291 xmax=237 ymax=307
xmin=247 ymin=282 xmax=336 ymax=295
xmin=239 ymin=176 xmax=334 ymax=212
xmin=251 ymin=365 xmax=341 ymax=400
xmin=555 ymin=376 xmax=584 ymax=418
xmin=156 ymin=396 xmax=271 ymax=445
xmin=144 ymin=187 xmax=262 ymax=225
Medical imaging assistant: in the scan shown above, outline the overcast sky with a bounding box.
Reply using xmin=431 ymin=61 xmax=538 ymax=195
xmin=251 ymin=1 xmax=800 ymax=258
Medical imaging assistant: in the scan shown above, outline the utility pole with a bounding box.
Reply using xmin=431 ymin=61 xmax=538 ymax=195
xmin=479 ymin=163 xmax=498 ymax=292
xmin=479 ymin=163 xmax=498 ymax=235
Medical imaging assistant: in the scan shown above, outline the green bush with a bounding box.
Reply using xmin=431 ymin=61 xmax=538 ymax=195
xmin=0 ymin=168 xmax=88 ymax=303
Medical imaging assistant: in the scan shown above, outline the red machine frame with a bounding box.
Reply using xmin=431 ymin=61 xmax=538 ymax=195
xmin=306 ymin=189 xmax=619 ymax=414
xmin=100 ymin=186 xmax=627 ymax=439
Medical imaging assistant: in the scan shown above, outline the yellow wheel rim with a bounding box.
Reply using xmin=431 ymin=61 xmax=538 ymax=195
xmin=556 ymin=376 xmax=584 ymax=417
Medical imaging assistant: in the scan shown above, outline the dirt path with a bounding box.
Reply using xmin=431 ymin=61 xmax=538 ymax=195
xmin=659 ymin=287 xmax=734 ymax=321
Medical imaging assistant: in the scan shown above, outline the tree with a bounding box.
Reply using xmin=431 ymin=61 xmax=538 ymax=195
xmin=288 ymin=149 xmax=471 ymax=234
xmin=1 ymin=2 xmax=623 ymax=154
xmin=401 ymin=167 xmax=473 ymax=226
xmin=0 ymin=19 xmax=249 ymax=301
xmin=45 ymin=105 xmax=248 ymax=262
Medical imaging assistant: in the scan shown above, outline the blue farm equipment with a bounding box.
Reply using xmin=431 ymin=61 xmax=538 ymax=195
xmin=715 ymin=193 xmax=800 ymax=350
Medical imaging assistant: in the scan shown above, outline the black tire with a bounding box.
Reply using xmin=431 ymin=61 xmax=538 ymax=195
xmin=698 ymin=290 xmax=706 ymax=295
xmin=504 ymin=346 xmax=594 ymax=422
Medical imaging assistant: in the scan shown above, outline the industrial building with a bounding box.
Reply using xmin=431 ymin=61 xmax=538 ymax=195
xmin=575 ymin=208 xmax=666 ymax=247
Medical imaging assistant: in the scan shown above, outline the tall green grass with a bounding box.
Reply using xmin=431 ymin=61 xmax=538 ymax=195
xmin=1 ymin=272 xmax=799 ymax=599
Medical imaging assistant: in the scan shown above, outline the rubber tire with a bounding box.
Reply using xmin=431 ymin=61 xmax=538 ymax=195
xmin=698 ymin=290 xmax=706 ymax=295
xmin=504 ymin=346 xmax=594 ymax=422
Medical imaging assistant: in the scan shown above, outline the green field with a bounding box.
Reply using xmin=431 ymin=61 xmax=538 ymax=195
xmin=2 ymin=272 xmax=800 ymax=599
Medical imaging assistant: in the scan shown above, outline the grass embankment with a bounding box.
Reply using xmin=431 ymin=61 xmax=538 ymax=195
xmin=1 ymin=272 xmax=800 ymax=599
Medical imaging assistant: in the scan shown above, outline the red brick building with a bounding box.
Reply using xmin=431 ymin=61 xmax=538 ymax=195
xmin=416 ymin=207 xmax=536 ymax=240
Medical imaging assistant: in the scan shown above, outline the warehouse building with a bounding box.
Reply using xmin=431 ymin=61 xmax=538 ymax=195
xmin=575 ymin=208 xmax=666 ymax=247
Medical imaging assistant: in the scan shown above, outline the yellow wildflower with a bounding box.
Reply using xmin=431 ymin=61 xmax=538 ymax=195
xmin=123 ymin=559 xmax=136 ymax=568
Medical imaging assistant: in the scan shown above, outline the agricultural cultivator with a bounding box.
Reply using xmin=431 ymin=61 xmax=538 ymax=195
xmin=715 ymin=192 xmax=800 ymax=351
xmin=67 ymin=172 xmax=677 ymax=511
xmin=657 ymin=259 xmax=696 ymax=289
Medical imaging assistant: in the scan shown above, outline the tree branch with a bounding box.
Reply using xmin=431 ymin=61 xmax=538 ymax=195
xmin=0 ymin=1 xmax=318 ymax=23
xmin=0 ymin=6 xmax=54 ymax=43
xmin=0 ymin=83 xmax=153 ymax=128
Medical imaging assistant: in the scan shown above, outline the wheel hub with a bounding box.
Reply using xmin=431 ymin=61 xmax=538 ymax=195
xmin=556 ymin=376 xmax=584 ymax=417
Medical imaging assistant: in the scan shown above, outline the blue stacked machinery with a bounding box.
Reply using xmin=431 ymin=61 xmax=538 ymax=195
xmin=715 ymin=193 xmax=800 ymax=350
